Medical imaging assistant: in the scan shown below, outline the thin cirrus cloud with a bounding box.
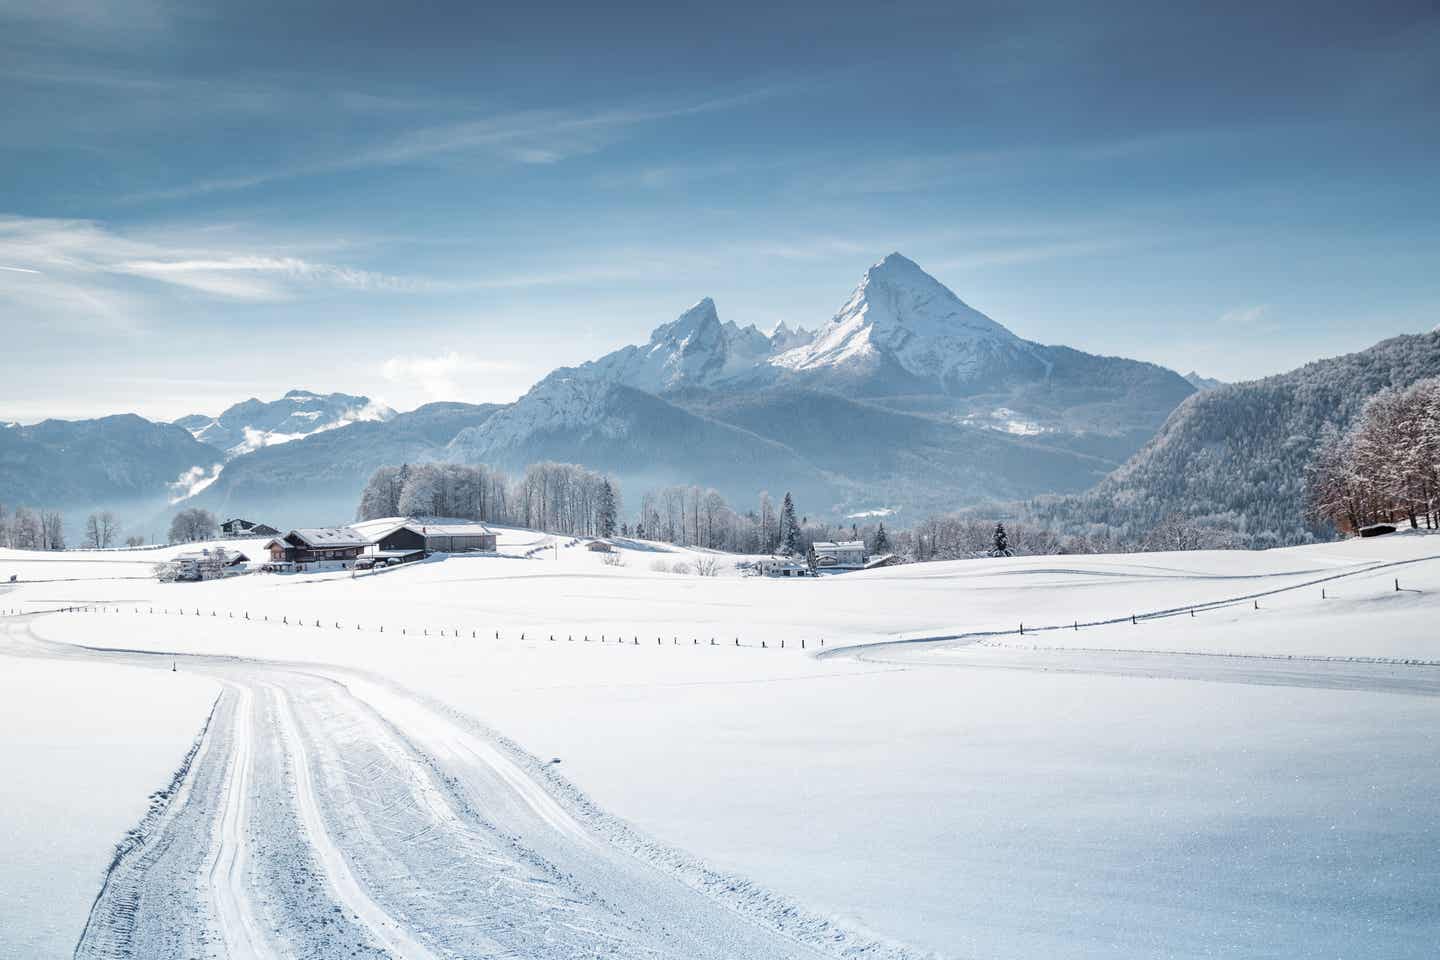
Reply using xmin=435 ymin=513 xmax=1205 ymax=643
xmin=0 ymin=215 xmax=431 ymax=311
xmin=123 ymin=81 xmax=805 ymax=203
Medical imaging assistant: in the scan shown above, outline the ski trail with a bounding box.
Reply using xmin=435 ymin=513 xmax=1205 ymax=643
xmin=341 ymin=675 xmax=600 ymax=851
xmin=270 ymin=682 xmax=442 ymax=960
xmin=206 ymin=683 xmax=271 ymax=959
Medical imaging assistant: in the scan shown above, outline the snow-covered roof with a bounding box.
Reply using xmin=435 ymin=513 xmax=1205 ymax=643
xmin=814 ymin=540 xmax=865 ymax=551
xmin=350 ymin=517 xmax=414 ymax=541
xmin=288 ymin=527 xmax=368 ymax=548
xmin=350 ymin=516 xmax=495 ymax=541
xmin=414 ymin=521 xmax=495 ymax=537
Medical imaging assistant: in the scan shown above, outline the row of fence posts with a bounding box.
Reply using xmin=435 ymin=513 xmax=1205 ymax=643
xmin=1011 ymin=576 xmax=1413 ymax=637
xmin=34 ymin=603 xmax=833 ymax=651
xmin=8 ymin=575 xmax=1421 ymax=644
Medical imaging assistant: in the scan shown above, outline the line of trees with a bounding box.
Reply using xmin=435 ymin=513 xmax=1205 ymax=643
xmin=0 ymin=505 xmax=150 ymax=550
xmin=357 ymin=463 xmax=891 ymax=559
xmin=356 ymin=462 xmax=620 ymax=539
xmin=1306 ymin=377 xmax=1440 ymax=533
xmin=0 ymin=505 xmax=66 ymax=550
xmin=355 ymin=459 xmax=1249 ymax=563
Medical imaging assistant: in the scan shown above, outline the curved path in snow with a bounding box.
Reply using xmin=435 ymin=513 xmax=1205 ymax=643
xmin=0 ymin=617 xmax=914 ymax=960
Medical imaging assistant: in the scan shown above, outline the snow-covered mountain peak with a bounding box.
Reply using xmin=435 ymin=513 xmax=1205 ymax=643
xmin=175 ymin=389 xmax=395 ymax=459
xmin=769 ymin=321 xmax=816 ymax=352
xmin=648 ymin=297 xmax=720 ymax=344
xmin=771 ymin=252 xmax=1037 ymax=390
xmin=549 ymin=298 xmax=774 ymax=395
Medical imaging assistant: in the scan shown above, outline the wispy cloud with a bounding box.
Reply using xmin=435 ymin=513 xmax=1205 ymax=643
xmin=382 ymin=350 xmax=526 ymax=402
xmin=0 ymin=214 xmax=436 ymax=339
xmin=124 ymin=82 xmax=803 ymax=203
xmin=0 ymin=0 xmax=173 ymax=37
xmin=1218 ymin=304 xmax=1269 ymax=327
xmin=0 ymin=215 xmax=430 ymax=304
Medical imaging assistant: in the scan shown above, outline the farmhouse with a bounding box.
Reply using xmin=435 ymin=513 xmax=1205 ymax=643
xmin=350 ymin=516 xmax=498 ymax=557
xmin=350 ymin=517 xmax=428 ymax=564
xmin=220 ymin=517 xmax=281 ymax=538
xmin=412 ymin=520 xmax=497 ymax=553
xmin=757 ymin=556 xmax=812 ymax=578
xmin=265 ymin=527 xmax=368 ymax=568
xmin=813 ymin=540 xmax=867 ymax=569
xmin=168 ymin=548 xmax=247 ymax=581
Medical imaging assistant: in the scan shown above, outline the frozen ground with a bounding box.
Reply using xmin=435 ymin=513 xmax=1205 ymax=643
xmin=1 ymin=530 xmax=1438 ymax=957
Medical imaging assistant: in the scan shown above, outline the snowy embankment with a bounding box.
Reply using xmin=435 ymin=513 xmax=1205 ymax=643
xmin=3 ymin=530 xmax=1439 ymax=958
xmin=0 ymin=652 xmax=217 ymax=958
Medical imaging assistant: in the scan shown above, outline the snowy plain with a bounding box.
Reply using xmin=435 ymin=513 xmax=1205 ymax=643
xmin=0 ymin=652 xmax=217 ymax=957
xmin=1 ymin=530 xmax=1438 ymax=958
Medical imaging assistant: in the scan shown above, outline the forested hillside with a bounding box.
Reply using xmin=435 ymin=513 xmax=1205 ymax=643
xmin=1023 ymin=331 xmax=1440 ymax=547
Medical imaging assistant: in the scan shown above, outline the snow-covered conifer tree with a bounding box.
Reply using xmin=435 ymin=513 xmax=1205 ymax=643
xmin=597 ymin=479 xmax=617 ymax=539
xmin=990 ymin=522 xmax=1011 ymax=557
xmin=780 ymin=492 xmax=801 ymax=556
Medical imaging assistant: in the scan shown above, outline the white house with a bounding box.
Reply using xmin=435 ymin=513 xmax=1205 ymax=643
xmin=166 ymin=547 xmax=246 ymax=581
xmin=812 ymin=540 xmax=866 ymax=569
xmin=756 ymin=556 xmax=812 ymax=578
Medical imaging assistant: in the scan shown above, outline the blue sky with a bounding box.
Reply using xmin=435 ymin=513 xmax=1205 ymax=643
xmin=1 ymin=0 xmax=1436 ymax=421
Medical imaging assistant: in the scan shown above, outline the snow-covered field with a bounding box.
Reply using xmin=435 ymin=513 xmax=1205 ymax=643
xmin=2 ymin=530 xmax=1438 ymax=958
xmin=0 ymin=653 xmax=218 ymax=957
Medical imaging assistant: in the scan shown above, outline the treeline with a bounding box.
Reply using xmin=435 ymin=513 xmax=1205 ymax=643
xmin=355 ymin=459 xmax=1253 ymax=561
xmin=0 ymin=505 xmax=67 ymax=550
xmin=357 ymin=462 xmax=620 ymax=539
xmin=356 ymin=462 xmax=894 ymax=557
xmin=901 ymin=510 xmax=1244 ymax=558
xmin=1306 ymin=377 xmax=1440 ymax=533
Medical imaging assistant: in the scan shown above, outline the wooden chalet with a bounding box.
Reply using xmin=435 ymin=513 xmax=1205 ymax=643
xmin=265 ymin=527 xmax=368 ymax=566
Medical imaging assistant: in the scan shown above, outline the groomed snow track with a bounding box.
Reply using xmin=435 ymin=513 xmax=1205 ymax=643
xmin=0 ymin=617 xmax=922 ymax=960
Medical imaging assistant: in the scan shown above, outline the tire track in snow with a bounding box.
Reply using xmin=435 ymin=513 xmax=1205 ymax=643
xmin=270 ymin=682 xmax=442 ymax=960
xmin=206 ymin=683 xmax=272 ymax=959
xmin=9 ymin=620 xmax=934 ymax=960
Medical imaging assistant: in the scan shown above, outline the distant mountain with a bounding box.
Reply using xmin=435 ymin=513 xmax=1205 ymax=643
xmin=174 ymin=389 xmax=394 ymax=458
xmin=771 ymin=253 xmax=1051 ymax=393
xmin=1184 ymin=371 xmax=1225 ymax=391
xmin=448 ymin=253 xmax=1194 ymax=516
xmin=1 ymin=253 xmax=1208 ymax=531
xmin=185 ymin=401 xmax=500 ymax=528
xmin=1028 ymin=331 xmax=1440 ymax=547
xmin=0 ymin=415 xmax=221 ymax=519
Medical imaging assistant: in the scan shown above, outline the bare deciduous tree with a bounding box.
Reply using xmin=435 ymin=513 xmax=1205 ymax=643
xmin=169 ymin=507 xmax=218 ymax=544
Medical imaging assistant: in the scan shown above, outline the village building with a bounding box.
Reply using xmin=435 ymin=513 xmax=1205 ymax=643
xmin=586 ymin=539 xmax=615 ymax=553
xmin=812 ymin=540 xmax=867 ymax=569
xmin=350 ymin=516 xmax=498 ymax=560
xmin=168 ymin=548 xmax=248 ymax=581
xmin=756 ymin=556 xmax=813 ymax=578
xmin=413 ymin=520 xmax=498 ymax=553
xmin=220 ymin=517 xmax=281 ymax=538
xmin=350 ymin=517 xmax=429 ymax=565
xmin=264 ymin=527 xmax=368 ymax=569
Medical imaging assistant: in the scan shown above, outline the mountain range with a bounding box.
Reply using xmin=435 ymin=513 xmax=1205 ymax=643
xmin=4 ymin=252 xmax=1428 ymax=545
xmin=443 ymin=254 xmax=1194 ymax=519
xmin=173 ymin=390 xmax=395 ymax=458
